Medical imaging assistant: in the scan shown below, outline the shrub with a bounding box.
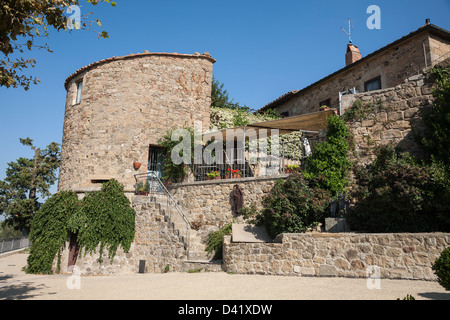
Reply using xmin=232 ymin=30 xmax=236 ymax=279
xmin=348 ymin=145 xmax=450 ymax=232
xmin=432 ymin=247 xmax=450 ymax=291
xmin=205 ymin=223 xmax=232 ymax=260
xmin=255 ymin=173 xmax=330 ymax=238
xmin=416 ymin=66 xmax=450 ymax=168
xmin=304 ymin=115 xmax=351 ymax=195
xmin=26 ymin=190 xmax=80 ymax=274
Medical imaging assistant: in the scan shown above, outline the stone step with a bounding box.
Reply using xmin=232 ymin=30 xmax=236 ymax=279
xmin=188 ymin=245 xmax=214 ymax=258
xmin=182 ymin=260 xmax=224 ymax=273
xmin=148 ymin=192 xmax=214 ymax=262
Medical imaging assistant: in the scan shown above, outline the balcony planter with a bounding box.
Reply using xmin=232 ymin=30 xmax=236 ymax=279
xmin=232 ymin=169 xmax=242 ymax=179
xmin=206 ymin=171 xmax=220 ymax=181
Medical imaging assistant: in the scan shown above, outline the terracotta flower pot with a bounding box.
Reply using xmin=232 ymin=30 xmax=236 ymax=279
xmin=133 ymin=162 xmax=142 ymax=170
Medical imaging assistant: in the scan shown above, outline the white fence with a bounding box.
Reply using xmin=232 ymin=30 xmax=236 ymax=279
xmin=0 ymin=237 xmax=30 ymax=254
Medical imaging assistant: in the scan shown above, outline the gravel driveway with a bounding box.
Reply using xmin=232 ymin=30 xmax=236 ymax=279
xmin=1 ymin=252 xmax=449 ymax=301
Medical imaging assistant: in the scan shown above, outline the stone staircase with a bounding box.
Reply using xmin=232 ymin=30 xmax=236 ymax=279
xmin=147 ymin=194 xmax=223 ymax=272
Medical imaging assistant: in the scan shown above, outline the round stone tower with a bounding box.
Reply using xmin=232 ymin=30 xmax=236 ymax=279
xmin=58 ymin=52 xmax=215 ymax=194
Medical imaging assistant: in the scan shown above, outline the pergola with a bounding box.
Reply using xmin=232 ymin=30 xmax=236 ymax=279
xmin=203 ymin=109 xmax=334 ymax=141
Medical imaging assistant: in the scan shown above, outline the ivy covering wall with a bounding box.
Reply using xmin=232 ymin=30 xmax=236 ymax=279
xmin=26 ymin=179 xmax=135 ymax=274
xmin=209 ymin=106 xmax=304 ymax=159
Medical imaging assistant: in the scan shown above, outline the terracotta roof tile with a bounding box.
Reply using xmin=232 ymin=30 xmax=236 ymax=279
xmin=64 ymin=52 xmax=216 ymax=89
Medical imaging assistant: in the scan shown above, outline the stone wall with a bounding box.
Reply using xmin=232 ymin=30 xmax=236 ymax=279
xmin=341 ymin=71 xmax=434 ymax=165
xmin=57 ymin=176 xmax=287 ymax=275
xmin=58 ymin=52 xmax=215 ymax=193
xmin=57 ymin=197 xmax=188 ymax=275
xmin=223 ymin=232 xmax=450 ymax=281
xmin=169 ymin=175 xmax=287 ymax=227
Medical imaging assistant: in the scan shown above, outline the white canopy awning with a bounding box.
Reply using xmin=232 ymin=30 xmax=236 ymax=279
xmin=203 ymin=109 xmax=333 ymax=141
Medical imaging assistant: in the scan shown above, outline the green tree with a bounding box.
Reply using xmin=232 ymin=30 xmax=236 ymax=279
xmin=0 ymin=223 xmax=22 ymax=240
xmin=0 ymin=138 xmax=60 ymax=232
xmin=211 ymin=76 xmax=241 ymax=110
xmin=0 ymin=0 xmax=116 ymax=90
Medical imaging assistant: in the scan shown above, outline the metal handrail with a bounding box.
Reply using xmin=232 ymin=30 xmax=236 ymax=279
xmin=134 ymin=172 xmax=191 ymax=260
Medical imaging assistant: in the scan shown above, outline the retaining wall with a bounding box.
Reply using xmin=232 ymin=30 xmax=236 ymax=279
xmin=223 ymin=232 xmax=450 ymax=281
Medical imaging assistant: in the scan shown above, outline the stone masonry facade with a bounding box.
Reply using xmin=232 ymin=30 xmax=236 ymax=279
xmin=342 ymin=68 xmax=436 ymax=165
xmin=58 ymin=197 xmax=188 ymax=275
xmin=58 ymin=52 xmax=215 ymax=194
xmin=169 ymin=175 xmax=286 ymax=227
xmin=262 ymin=23 xmax=450 ymax=117
xmin=58 ymin=177 xmax=285 ymax=275
xmin=223 ymin=233 xmax=450 ymax=281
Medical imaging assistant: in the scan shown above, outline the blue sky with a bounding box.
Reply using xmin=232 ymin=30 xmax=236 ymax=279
xmin=0 ymin=0 xmax=449 ymax=198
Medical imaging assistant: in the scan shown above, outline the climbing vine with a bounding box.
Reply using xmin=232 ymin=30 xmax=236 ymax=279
xmin=26 ymin=179 xmax=136 ymax=274
xmin=68 ymin=179 xmax=136 ymax=264
xmin=26 ymin=190 xmax=80 ymax=274
xmin=158 ymin=126 xmax=196 ymax=183
xmin=304 ymin=115 xmax=351 ymax=195
xmin=210 ymin=106 xmax=304 ymax=160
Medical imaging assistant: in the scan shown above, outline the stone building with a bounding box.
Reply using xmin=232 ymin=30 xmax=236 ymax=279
xmin=58 ymin=51 xmax=215 ymax=195
xmin=55 ymin=24 xmax=450 ymax=277
xmin=258 ymin=21 xmax=450 ymax=117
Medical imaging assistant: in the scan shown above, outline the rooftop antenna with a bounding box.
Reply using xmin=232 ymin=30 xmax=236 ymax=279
xmin=341 ymin=18 xmax=353 ymax=43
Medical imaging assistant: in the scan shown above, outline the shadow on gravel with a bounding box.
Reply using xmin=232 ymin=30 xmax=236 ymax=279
xmin=418 ymin=292 xmax=450 ymax=300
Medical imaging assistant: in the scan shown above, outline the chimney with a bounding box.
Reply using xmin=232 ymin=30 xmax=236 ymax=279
xmin=346 ymin=43 xmax=361 ymax=66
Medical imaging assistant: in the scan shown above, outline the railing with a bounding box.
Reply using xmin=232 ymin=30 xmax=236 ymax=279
xmin=184 ymin=139 xmax=312 ymax=182
xmin=329 ymin=193 xmax=349 ymax=218
xmin=0 ymin=237 xmax=31 ymax=254
xmin=134 ymin=172 xmax=191 ymax=260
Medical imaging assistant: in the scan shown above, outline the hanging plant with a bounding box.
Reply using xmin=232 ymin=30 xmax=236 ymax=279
xmin=26 ymin=190 xmax=80 ymax=274
xmin=68 ymin=179 xmax=135 ymax=264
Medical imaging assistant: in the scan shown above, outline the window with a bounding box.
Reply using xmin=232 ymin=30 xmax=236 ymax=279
xmin=90 ymin=179 xmax=110 ymax=184
xmin=75 ymin=80 xmax=83 ymax=104
xmin=364 ymin=76 xmax=381 ymax=92
xmin=319 ymin=99 xmax=331 ymax=109
xmin=280 ymin=111 xmax=289 ymax=118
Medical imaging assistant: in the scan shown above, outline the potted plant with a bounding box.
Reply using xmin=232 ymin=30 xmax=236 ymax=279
xmin=206 ymin=171 xmax=221 ymax=180
xmin=320 ymin=105 xmax=338 ymax=115
xmin=285 ymin=164 xmax=300 ymax=174
xmin=232 ymin=169 xmax=242 ymax=179
xmin=226 ymin=168 xmax=232 ymax=179
xmin=137 ymin=180 xmax=150 ymax=195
